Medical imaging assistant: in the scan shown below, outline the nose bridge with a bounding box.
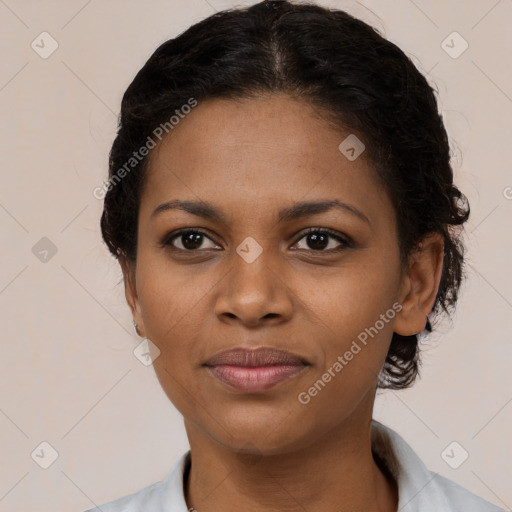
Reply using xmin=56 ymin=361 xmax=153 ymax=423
xmin=231 ymin=235 xmax=278 ymax=298
xmin=214 ymin=235 xmax=293 ymax=324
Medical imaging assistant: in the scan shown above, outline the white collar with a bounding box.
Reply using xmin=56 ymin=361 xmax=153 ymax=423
xmin=90 ymin=419 xmax=504 ymax=511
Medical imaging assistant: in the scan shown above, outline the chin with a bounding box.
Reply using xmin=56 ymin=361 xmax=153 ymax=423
xmin=210 ymin=418 xmax=311 ymax=456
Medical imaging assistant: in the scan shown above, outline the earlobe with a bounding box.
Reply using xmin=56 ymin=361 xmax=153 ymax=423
xmin=393 ymin=233 xmax=444 ymax=337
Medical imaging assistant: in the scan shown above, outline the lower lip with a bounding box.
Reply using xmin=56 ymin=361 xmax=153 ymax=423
xmin=205 ymin=364 xmax=306 ymax=392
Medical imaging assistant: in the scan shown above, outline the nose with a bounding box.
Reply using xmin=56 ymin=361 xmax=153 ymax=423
xmin=214 ymin=246 xmax=294 ymax=328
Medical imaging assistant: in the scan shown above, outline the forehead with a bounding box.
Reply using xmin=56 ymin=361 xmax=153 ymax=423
xmin=140 ymin=93 xmax=390 ymax=225
xmin=149 ymin=93 xmax=348 ymax=166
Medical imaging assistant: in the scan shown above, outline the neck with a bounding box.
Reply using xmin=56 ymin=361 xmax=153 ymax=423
xmin=183 ymin=407 xmax=398 ymax=512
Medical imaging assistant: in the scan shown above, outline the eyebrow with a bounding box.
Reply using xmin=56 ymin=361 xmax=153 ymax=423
xmin=150 ymin=199 xmax=371 ymax=226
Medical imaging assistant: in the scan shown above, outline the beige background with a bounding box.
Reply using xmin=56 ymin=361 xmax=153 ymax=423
xmin=1 ymin=0 xmax=511 ymax=510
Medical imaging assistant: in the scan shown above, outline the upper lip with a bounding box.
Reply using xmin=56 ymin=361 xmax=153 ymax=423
xmin=204 ymin=347 xmax=309 ymax=367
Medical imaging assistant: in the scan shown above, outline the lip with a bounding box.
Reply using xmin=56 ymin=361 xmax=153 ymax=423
xmin=204 ymin=347 xmax=309 ymax=393
xmin=204 ymin=346 xmax=309 ymax=367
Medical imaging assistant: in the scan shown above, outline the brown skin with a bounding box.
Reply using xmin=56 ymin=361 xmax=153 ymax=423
xmin=121 ymin=93 xmax=444 ymax=512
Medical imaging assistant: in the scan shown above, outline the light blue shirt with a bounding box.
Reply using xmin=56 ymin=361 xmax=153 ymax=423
xmin=84 ymin=419 xmax=505 ymax=511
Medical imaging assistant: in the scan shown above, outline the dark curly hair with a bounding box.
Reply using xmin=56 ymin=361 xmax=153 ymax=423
xmin=99 ymin=0 xmax=470 ymax=390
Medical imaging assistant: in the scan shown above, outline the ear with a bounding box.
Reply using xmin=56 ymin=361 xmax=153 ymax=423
xmin=120 ymin=256 xmax=145 ymax=338
xmin=394 ymin=233 xmax=444 ymax=336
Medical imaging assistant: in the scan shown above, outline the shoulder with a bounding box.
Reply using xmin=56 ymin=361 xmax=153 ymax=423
xmin=371 ymin=420 xmax=506 ymax=512
xmin=82 ymin=451 xmax=191 ymax=512
xmin=82 ymin=480 xmax=166 ymax=512
xmin=430 ymin=472 xmax=506 ymax=512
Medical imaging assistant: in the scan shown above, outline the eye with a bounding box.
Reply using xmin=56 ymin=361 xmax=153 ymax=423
xmin=292 ymin=228 xmax=352 ymax=252
xmin=162 ymin=227 xmax=353 ymax=253
xmin=162 ymin=229 xmax=221 ymax=251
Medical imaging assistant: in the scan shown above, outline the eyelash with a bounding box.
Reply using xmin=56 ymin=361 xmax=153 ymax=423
xmin=161 ymin=227 xmax=353 ymax=254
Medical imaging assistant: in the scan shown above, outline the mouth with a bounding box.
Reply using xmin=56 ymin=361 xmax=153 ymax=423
xmin=203 ymin=347 xmax=310 ymax=393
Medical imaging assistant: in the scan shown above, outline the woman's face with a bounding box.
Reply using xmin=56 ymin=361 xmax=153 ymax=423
xmin=125 ymin=93 xmax=411 ymax=454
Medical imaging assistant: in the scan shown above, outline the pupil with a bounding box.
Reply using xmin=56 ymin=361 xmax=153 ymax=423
xmin=308 ymin=233 xmax=327 ymax=250
xmin=183 ymin=233 xmax=202 ymax=250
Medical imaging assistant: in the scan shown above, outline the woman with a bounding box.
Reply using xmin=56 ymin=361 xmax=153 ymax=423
xmin=87 ymin=1 xmax=505 ymax=510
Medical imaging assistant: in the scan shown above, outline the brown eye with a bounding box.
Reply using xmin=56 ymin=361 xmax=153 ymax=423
xmin=293 ymin=229 xmax=352 ymax=252
xmin=163 ymin=230 xmax=220 ymax=251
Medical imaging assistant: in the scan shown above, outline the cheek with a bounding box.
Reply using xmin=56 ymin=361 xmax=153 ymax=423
xmin=137 ymin=266 xmax=206 ymax=415
xmin=136 ymin=251 xmax=212 ymax=340
xmin=296 ymin=254 xmax=400 ymax=389
xmin=294 ymin=274 xmax=397 ymax=423
xmin=134 ymin=260 xmax=208 ymax=410
xmin=299 ymin=256 xmax=400 ymax=337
